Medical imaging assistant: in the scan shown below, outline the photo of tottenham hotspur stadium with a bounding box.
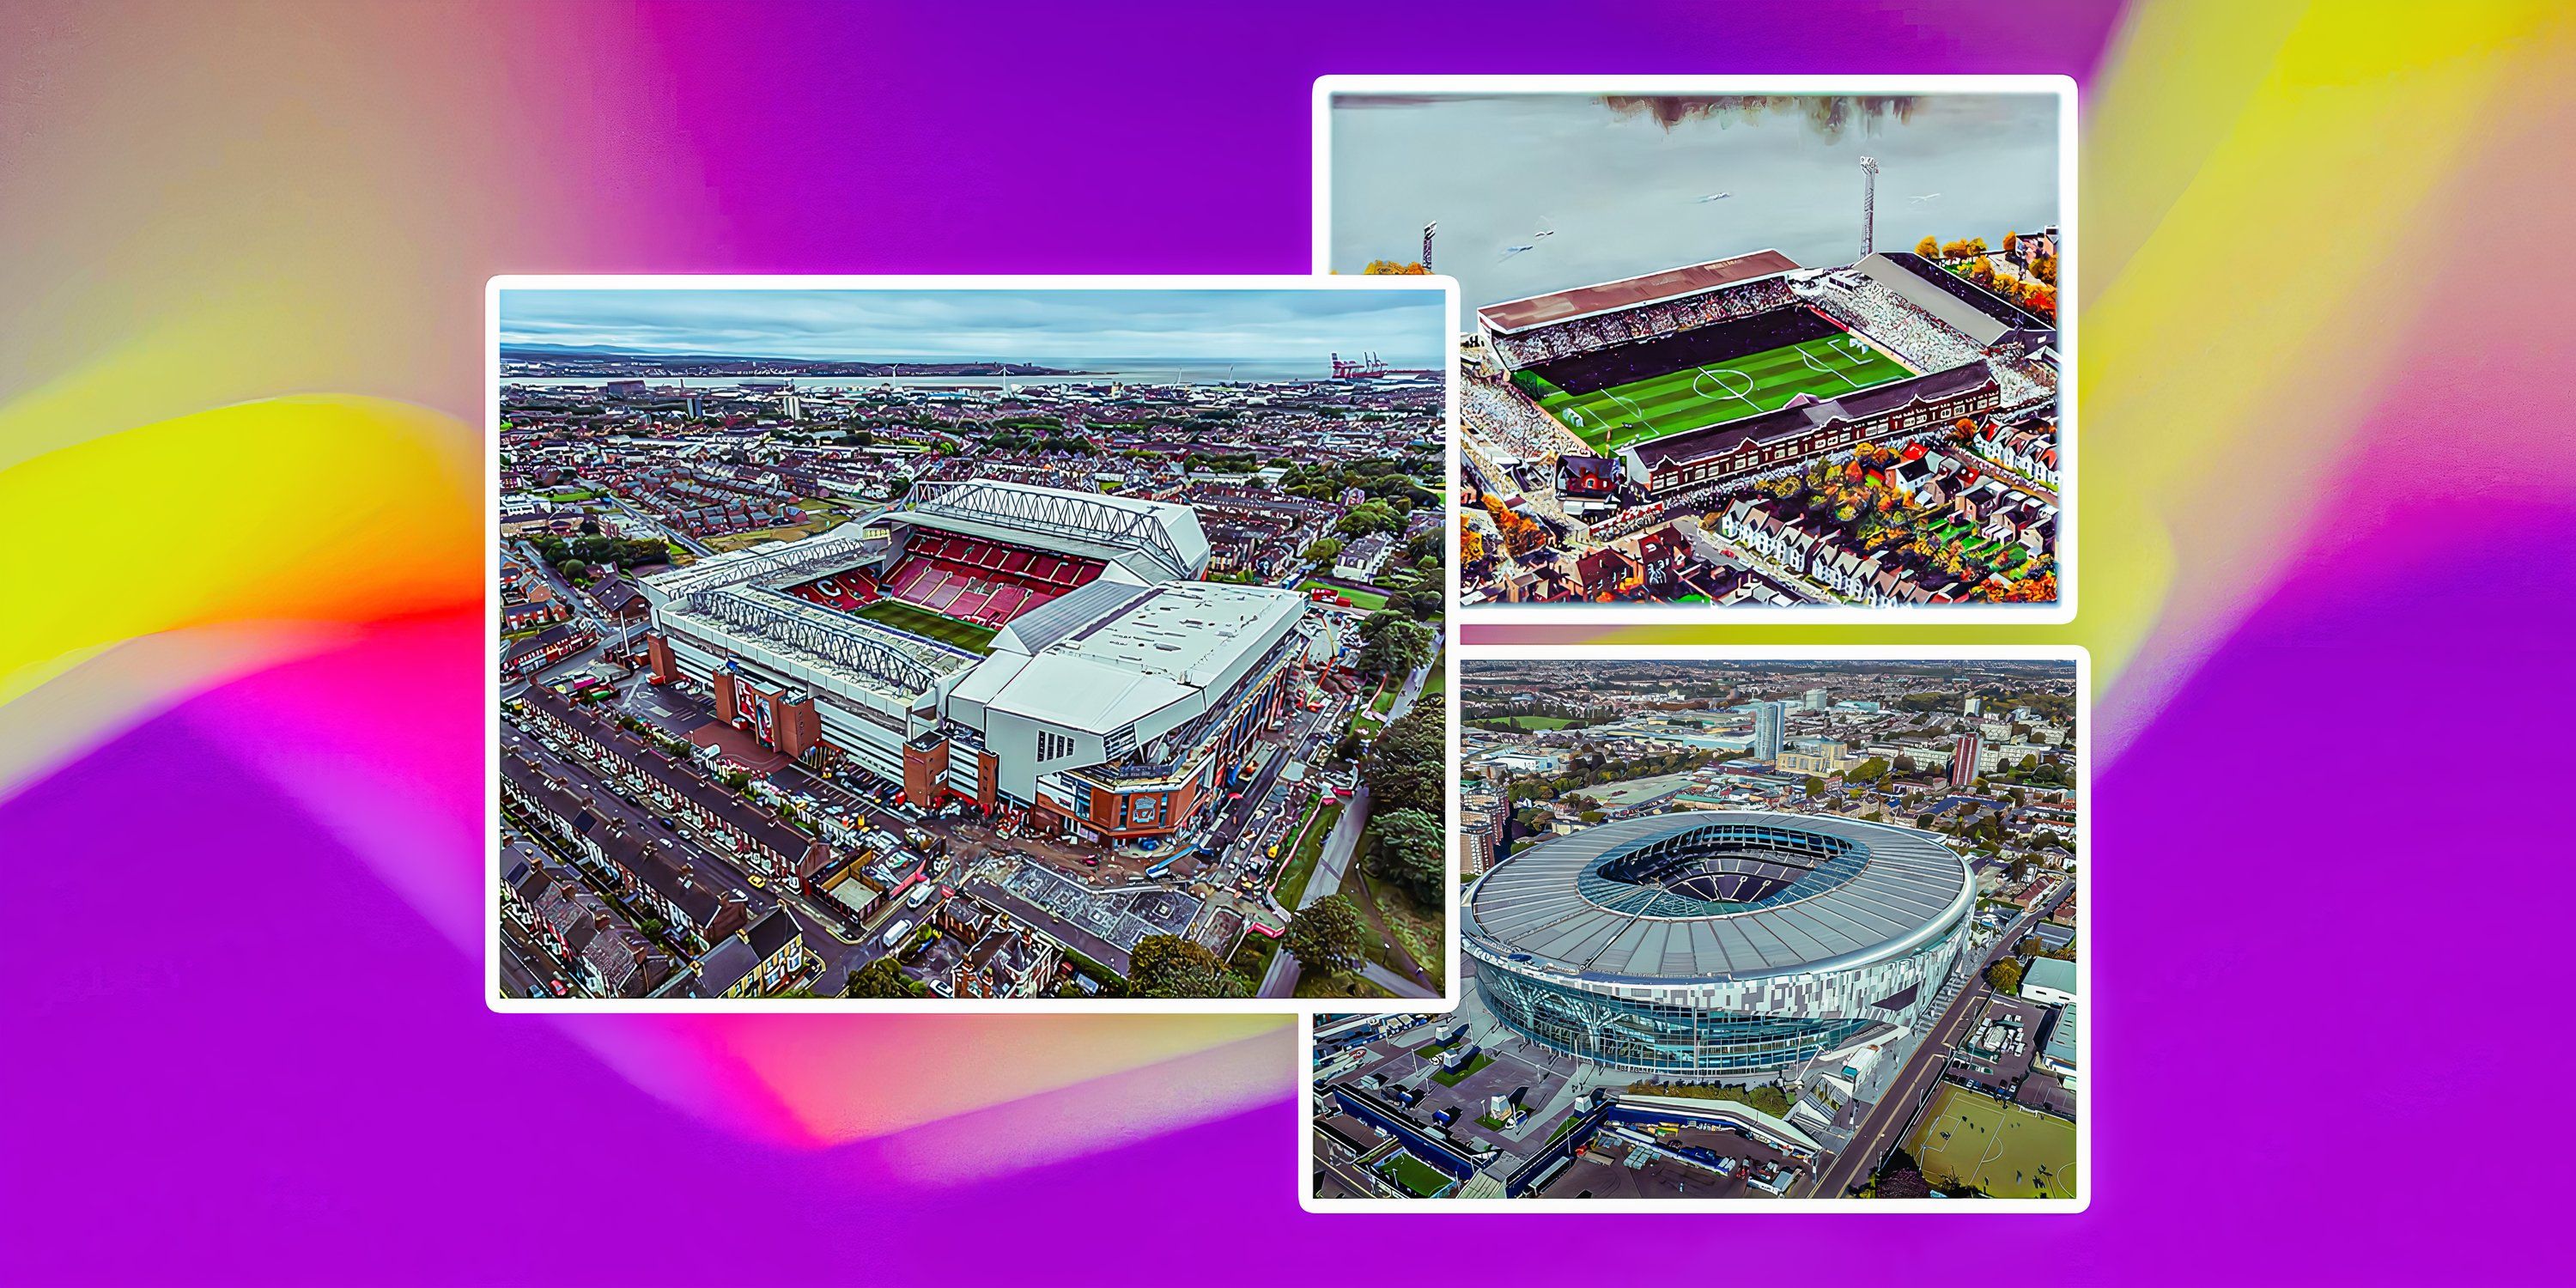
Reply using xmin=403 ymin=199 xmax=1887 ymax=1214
xmin=1311 ymin=654 xmax=2084 ymax=1204
xmin=1323 ymin=81 xmax=2069 ymax=611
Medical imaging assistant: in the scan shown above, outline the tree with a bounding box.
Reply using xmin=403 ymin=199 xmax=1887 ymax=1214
xmin=1335 ymin=500 xmax=1402 ymax=537
xmin=1282 ymin=895 xmax=1369 ymax=976
xmin=843 ymin=957 xmax=918 ymax=999
xmin=1914 ymin=234 xmax=1940 ymax=258
xmin=1354 ymin=617 xmax=1432 ymax=678
xmin=1363 ymin=706 xmax=1446 ymax=816
xmin=1362 ymin=259 xmax=1431 ymax=276
xmin=560 ymin=559 xmax=589 ymax=580
xmin=1368 ymin=807 xmax=1446 ymax=904
xmin=1303 ymin=536 xmax=1345 ymax=563
xmin=1984 ymin=958 xmax=2024 ymax=994
xmin=1127 ymin=935 xmax=1247 ymax=999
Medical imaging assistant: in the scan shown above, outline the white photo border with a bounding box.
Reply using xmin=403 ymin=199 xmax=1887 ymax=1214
xmin=484 ymin=273 xmax=1465 ymax=1015
xmin=1297 ymin=642 xmax=2091 ymax=1212
xmin=1313 ymin=75 xmax=2079 ymax=627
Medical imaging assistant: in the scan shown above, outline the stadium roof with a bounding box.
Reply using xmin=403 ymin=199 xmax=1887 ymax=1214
xmin=1856 ymin=252 xmax=2055 ymax=348
xmin=1619 ymin=363 xmax=1998 ymax=477
xmin=1477 ymin=250 xmax=1801 ymax=335
xmin=952 ymin=580 xmax=1305 ymax=734
xmin=1464 ymin=811 xmax=1974 ymax=982
xmin=901 ymin=477 xmax=1210 ymax=580
xmin=640 ymin=527 xmax=884 ymax=605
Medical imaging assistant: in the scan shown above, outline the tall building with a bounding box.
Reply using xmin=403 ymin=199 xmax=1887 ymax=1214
xmin=1803 ymin=687 xmax=1828 ymax=712
xmin=1951 ymin=731 xmax=1983 ymax=788
xmin=1753 ymin=701 xmax=1786 ymax=762
xmin=1964 ymin=696 xmax=1984 ymax=716
xmin=779 ymin=392 xmax=803 ymax=422
xmin=684 ymin=392 xmax=705 ymax=419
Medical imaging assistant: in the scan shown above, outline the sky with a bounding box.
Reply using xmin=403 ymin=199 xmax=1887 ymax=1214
xmin=1329 ymin=92 xmax=2061 ymax=309
xmin=496 ymin=287 xmax=1450 ymax=367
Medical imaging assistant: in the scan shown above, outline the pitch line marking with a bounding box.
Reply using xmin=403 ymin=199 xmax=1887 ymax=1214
xmin=1689 ymin=366 xmax=1760 ymax=415
xmin=1795 ymin=341 xmax=1867 ymax=389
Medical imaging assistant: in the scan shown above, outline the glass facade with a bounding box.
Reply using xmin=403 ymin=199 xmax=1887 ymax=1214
xmin=1473 ymin=905 xmax=1971 ymax=1077
xmin=1480 ymin=969 xmax=1876 ymax=1075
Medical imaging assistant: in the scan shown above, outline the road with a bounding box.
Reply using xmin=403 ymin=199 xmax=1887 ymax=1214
xmin=1254 ymin=653 xmax=1444 ymax=999
xmin=601 ymin=492 xmax=713 ymax=557
xmin=1799 ymin=890 xmax=2069 ymax=1197
xmin=1257 ymin=781 xmax=1371 ymax=999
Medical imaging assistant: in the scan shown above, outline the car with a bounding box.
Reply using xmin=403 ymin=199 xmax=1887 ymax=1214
xmin=655 ymin=817 xmax=678 ymax=831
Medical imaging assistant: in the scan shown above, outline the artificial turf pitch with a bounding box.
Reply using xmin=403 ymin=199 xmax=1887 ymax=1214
xmin=1533 ymin=335 xmax=1916 ymax=453
xmin=854 ymin=598 xmax=998 ymax=653
xmin=1903 ymin=1083 xmax=2078 ymax=1199
xmin=1376 ymin=1151 xmax=1455 ymax=1199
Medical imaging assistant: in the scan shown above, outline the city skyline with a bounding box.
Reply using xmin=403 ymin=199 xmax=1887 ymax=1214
xmin=498 ymin=286 xmax=1451 ymax=368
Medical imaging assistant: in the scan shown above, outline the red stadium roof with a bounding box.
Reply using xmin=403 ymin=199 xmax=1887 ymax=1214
xmin=1475 ymin=249 xmax=1801 ymax=335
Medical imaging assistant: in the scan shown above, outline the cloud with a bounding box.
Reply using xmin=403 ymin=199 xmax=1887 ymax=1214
xmin=497 ymin=288 xmax=1448 ymax=366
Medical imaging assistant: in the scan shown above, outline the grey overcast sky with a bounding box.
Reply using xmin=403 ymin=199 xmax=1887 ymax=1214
xmin=498 ymin=287 xmax=1449 ymax=365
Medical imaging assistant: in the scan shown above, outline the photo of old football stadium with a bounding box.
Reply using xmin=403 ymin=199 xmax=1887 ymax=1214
xmin=1321 ymin=78 xmax=2070 ymax=615
xmin=490 ymin=279 xmax=1458 ymax=1009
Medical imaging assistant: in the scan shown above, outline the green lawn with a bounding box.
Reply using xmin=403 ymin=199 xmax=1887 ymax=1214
xmin=1272 ymin=800 xmax=1342 ymax=908
xmin=1529 ymin=334 xmax=1915 ymax=453
xmin=1376 ymin=1151 xmax=1455 ymax=1198
xmin=1297 ymin=580 xmax=1388 ymax=611
xmin=853 ymin=598 xmax=998 ymax=653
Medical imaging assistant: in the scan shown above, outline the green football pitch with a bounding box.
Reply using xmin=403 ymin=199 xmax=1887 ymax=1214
xmin=854 ymin=598 xmax=998 ymax=653
xmin=1528 ymin=335 xmax=1916 ymax=453
xmin=1376 ymin=1151 xmax=1456 ymax=1199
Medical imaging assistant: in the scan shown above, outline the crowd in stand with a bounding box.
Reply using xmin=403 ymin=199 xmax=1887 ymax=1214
xmin=1990 ymin=349 xmax=2057 ymax=410
xmin=1489 ymin=278 xmax=1798 ymax=369
xmin=1814 ymin=277 xmax=1989 ymax=373
xmin=1461 ymin=372 xmax=1589 ymax=466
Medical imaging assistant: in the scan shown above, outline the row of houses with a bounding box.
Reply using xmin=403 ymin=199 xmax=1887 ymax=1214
xmin=933 ymin=895 xmax=1064 ymax=999
xmin=503 ymin=622 xmax=596 ymax=677
xmin=501 ymin=750 xmax=755 ymax=945
xmin=1718 ymin=495 xmax=2048 ymax=606
xmin=515 ymin=685 xmax=834 ymax=890
xmin=503 ymin=838 xmax=669 ymax=997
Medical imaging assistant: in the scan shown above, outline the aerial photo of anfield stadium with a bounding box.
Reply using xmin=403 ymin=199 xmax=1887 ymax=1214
xmin=1322 ymin=79 xmax=2070 ymax=613
xmin=490 ymin=280 xmax=1456 ymax=1007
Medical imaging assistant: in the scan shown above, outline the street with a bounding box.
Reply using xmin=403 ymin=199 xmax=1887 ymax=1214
xmin=1799 ymin=890 xmax=2069 ymax=1198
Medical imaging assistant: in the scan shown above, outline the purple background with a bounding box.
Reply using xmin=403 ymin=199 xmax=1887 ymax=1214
xmin=4 ymin=2 xmax=2565 ymax=1284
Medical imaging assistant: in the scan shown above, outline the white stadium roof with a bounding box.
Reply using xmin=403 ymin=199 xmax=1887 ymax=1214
xmin=952 ymin=580 xmax=1304 ymax=734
